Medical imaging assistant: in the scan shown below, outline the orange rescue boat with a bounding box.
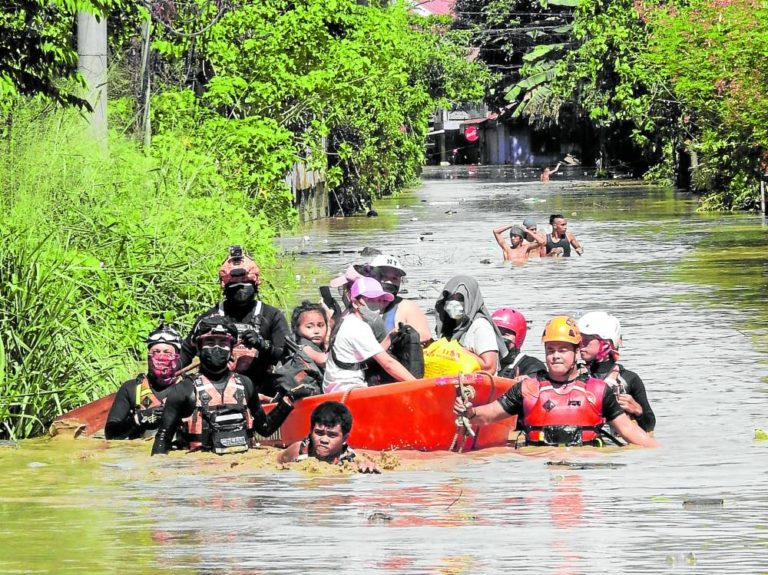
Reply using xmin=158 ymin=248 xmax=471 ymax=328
xmin=54 ymin=372 xmax=518 ymax=452
xmin=271 ymin=372 xmax=517 ymax=452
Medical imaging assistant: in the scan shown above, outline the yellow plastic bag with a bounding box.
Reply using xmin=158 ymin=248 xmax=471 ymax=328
xmin=423 ymin=338 xmax=482 ymax=379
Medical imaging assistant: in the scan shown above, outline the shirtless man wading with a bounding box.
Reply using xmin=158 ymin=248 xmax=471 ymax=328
xmin=493 ymin=223 xmax=546 ymax=263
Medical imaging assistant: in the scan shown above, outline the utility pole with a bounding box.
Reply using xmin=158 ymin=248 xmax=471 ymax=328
xmin=77 ymin=11 xmax=108 ymax=143
xmin=138 ymin=15 xmax=152 ymax=151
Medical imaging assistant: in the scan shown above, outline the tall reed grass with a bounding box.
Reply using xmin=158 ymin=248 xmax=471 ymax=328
xmin=0 ymin=100 xmax=292 ymax=439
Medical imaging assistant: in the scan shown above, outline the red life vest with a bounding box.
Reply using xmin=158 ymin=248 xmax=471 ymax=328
xmin=522 ymin=375 xmax=607 ymax=446
xmin=185 ymin=374 xmax=253 ymax=454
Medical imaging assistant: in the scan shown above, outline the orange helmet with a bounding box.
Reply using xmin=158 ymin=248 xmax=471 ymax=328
xmin=219 ymin=245 xmax=261 ymax=288
xmin=541 ymin=315 xmax=581 ymax=345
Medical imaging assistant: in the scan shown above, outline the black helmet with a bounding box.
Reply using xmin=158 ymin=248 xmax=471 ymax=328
xmin=195 ymin=316 xmax=238 ymax=346
xmin=146 ymin=323 xmax=182 ymax=350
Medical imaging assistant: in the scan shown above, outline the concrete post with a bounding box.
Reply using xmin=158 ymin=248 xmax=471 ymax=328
xmin=139 ymin=16 xmax=152 ymax=151
xmin=77 ymin=11 xmax=108 ymax=143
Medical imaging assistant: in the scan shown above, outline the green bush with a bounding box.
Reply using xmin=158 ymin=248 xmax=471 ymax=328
xmin=0 ymin=99 xmax=289 ymax=439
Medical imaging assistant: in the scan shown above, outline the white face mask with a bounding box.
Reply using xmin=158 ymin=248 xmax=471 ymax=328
xmin=444 ymin=300 xmax=465 ymax=321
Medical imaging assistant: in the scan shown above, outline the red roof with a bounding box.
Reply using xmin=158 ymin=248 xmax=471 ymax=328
xmin=411 ymin=0 xmax=455 ymax=17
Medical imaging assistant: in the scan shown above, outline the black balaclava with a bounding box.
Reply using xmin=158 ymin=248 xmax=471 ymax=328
xmin=199 ymin=345 xmax=231 ymax=376
xmin=225 ymin=282 xmax=257 ymax=308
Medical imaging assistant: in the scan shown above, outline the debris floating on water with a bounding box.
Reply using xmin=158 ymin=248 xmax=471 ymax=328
xmin=682 ymin=498 xmax=724 ymax=509
xmin=368 ymin=511 xmax=393 ymax=523
xmin=754 ymin=428 xmax=768 ymax=441
xmin=546 ymin=460 xmax=627 ymax=470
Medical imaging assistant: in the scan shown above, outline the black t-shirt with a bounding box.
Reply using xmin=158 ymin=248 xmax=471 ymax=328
xmin=498 ymin=354 xmax=547 ymax=379
xmin=105 ymin=375 xmax=175 ymax=440
xmin=589 ymin=360 xmax=656 ymax=432
xmin=151 ymin=371 xmax=292 ymax=454
xmin=179 ymin=300 xmax=290 ymax=387
xmin=497 ymin=375 xmax=625 ymax=423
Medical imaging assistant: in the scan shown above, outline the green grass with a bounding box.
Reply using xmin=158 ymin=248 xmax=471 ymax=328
xmin=0 ymin=99 xmax=294 ymax=439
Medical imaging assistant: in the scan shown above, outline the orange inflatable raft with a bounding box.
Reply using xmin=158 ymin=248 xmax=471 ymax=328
xmin=268 ymin=372 xmax=518 ymax=452
xmin=54 ymin=373 xmax=518 ymax=452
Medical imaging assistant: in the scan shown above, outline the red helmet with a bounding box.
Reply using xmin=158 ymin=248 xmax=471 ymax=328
xmin=219 ymin=245 xmax=261 ymax=288
xmin=491 ymin=308 xmax=528 ymax=349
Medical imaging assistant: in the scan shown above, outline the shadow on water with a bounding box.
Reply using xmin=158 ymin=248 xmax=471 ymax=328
xmin=3 ymin=165 xmax=768 ymax=574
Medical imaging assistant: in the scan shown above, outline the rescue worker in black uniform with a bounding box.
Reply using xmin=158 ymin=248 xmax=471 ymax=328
xmin=152 ymin=316 xmax=294 ymax=455
xmin=178 ymin=246 xmax=290 ymax=396
xmin=105 ymin=324 xmax=184 ymax=440
xmin=491 ymin=308 xmax=546 ymax=379
xmin=453 ymin=316 xmax=659 ymax=448
xmin=577 ymin=312 xmax=656 ymax=433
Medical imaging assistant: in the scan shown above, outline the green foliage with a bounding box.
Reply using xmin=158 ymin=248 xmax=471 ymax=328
xmin=643 ymin=0 xmax=768 ymax=209
xmin=0 ymin=0 xmax=137 ymax=107
xmin=149 ymin=0 xmax=489 ymax=215
xmin=0 ymin=99 xmax=283 ymax=438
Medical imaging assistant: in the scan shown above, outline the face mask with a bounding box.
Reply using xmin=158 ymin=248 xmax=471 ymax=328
xmin=358 ymin=303 xmax=387 ymax=342
xmin=444 ymin=300 xmax=465 ymax=321
xmin=381 ymin=281 xmax=399 ymax=297
xmin=200 ymin=346 xmax=230 ymax=374
xmin=225 ymin=283 xmax=256 ymax=306
xmin=148 ymin=353 xmax=179 ymax=387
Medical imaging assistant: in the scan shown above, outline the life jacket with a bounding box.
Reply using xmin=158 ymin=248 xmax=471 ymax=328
xmin=423 ymin=338 xmax=482 ymax=379
xmin=366 ymin=323 xmax=424 ymax=386
xmin=216 ymin=301 xmax=263 ymax=374
xmin=132 ymin=376 xmax=166 ymax=432
xmin=296 ymin=436 xmax=356 ymax=465
xmin=185 ymin=374 xmax=253 ymax=455
xmin=134 ymin=376 xmax=164 ymax=412
xmin=522 ymin=375 xmax=606 ymax=446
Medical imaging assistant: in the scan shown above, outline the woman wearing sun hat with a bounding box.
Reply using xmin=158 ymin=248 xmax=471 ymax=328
xmin=322 ymin=277 xmax=416 ymax=393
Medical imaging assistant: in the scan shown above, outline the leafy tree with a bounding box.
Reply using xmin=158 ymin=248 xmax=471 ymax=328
xmin=0 ymin=0 xmax=134 ymax=107
xmin=643 ymin=0 xmax=768 ymax=208
xmin=143 ymin=0 xmax=488 ymax=216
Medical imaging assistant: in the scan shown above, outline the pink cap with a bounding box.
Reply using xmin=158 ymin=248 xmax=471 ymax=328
xmin=350 ymin=277 xmax=394 ymax=302
xmin=329 ymin=265 xmax=363 ymax=289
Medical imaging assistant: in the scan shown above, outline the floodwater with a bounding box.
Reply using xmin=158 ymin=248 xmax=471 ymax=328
xmin=2 ymin=165 xmax=768 ymax=574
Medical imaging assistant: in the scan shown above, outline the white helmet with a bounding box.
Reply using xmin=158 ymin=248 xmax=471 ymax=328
xmin=369 ymin=254 xmax=406 ymax=276
xmin=577 ymin=312 xmax=622 ymax=347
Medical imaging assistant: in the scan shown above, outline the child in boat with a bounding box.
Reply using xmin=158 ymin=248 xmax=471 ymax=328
xmin=278 ymin=401 xmax=379 ymax=473
xmin=105 ymin=323 xmax=183 ymax=440
xmin=577 ymin=311 xmax=656 ymax=433
xmin=270 ymin=301 xmax=329 ymax=399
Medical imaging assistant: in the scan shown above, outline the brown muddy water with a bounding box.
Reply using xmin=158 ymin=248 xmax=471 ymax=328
xmin=2 ymin=165 xmax=768 ymax=574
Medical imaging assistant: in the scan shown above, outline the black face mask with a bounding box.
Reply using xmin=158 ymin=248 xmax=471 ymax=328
xmin=381 ymin=281 xmax=399 ymax=297
xmin=200 ymin=346 xmax=230 ymax=374
xmin=225 ymin=283 xmax=256 ymax=307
